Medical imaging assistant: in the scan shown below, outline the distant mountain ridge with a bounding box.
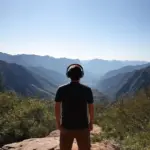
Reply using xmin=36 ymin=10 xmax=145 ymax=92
xmin=0 ymin=52 xmax=96 ymax=86
xmin=116 ymin=66 xmax=150 ymax=98
xmin=97 ymin=72 xmax=134 ymax=99
xmin=1 ymin=52 xmax=150 ymax=101
xmin=0 ymin=52 xmax=148 ymax=78
xmin=0 ymin=52 xmax=80 ymax=75
xmin=0 ymin=60 xmax=109 ymax=102
xmin=0 ymin=60 xmax=55 ymax=98
xmin=97 ymin=63 xmax=150 ymax=99
xmin=103 ymin=63 xmax=150 ymax=79
xmin=82 ymin=58 xmax=148 ymax=76
xmin=27 ymin=66 xmax=67 ymax=87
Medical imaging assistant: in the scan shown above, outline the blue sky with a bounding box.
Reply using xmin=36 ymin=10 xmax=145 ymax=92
xmin=0 ymin=0 xmax=150 ymax=60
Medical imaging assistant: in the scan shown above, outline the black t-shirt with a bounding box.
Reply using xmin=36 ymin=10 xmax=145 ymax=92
xmin=55 ymin=82 xmax=94 ymax=130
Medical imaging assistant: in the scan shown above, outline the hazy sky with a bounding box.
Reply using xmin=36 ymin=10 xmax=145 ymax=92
xmin=0 ymin=0 xmax=150 ymax=60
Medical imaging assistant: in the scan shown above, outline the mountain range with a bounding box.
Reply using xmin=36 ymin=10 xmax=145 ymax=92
xmin=0 ymin=52 xmax=150 ymax=101
xmin=0 ymin=52 xmax=147 ymax=77
xmin=0 ymin=60 xmax=56 ymax=98
xmin=116 ymin=66 xmax=150 ymax=98
xmin=97 ymin=63 xmax=150 ymax=99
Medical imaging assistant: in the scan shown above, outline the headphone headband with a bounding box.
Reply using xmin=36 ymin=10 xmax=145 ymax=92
xmin=67 ymin=64 xmax=83 ymax=72
xmin=66 ymin=63 xmax=84 ymax=78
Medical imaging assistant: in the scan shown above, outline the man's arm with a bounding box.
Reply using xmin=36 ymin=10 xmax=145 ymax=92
xmin=55 ymin=102 xmax=61 ymax=130
xmin=54 ymin=87 xmax=62 ymax=130
xmin=88 ymin=103 xmax=94 ymax=123
xmin=87 ymin=88 xmax=94 ymax=131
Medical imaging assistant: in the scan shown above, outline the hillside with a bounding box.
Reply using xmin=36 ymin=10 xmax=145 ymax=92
xmin=0 ymin=89 xmax=150 ymax=149
xmin=94 ymin=89 xmax=150 ymax=150
xmin=92 ymin=89 xmax=109 ymax=105
xmin=0 ymin=52 xmax=98 ymax=86
xmin=0 ymin=60 xmax=108 ymax=101
xmin=97 ymin=72 xmax=134 ymax=99
xmin=116 ymin=66 xmax=150 ymax=98
xmin=102 ymin=63 xmax=150 ymax=79
xmin=97 ymin=63 xmax=150 ymax=99
xmin=0 ymin=52 xmax=80 ymax=74
xmin=0 ymin=60 xmax=56 ymax=98
xmin=27 ymin=66 xmax=67 ymax=87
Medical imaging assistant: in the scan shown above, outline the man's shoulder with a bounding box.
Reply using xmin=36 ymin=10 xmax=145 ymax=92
xmin=57 ymin=83 xmax=70 ymax=90
xmin=79 ymin=83 xmax=92 ymax=91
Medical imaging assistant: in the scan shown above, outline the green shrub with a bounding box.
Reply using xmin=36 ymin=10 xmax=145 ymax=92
xmin=0 ymin=92 xmax=55 ymax=146
xmin=94 ymin=89 xmax=150 ymax=149
xmin=1 ymin=89 xmax=150 ymax=149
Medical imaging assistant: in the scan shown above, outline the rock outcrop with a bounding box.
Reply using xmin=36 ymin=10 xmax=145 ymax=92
xmin=1 ymin=124 xmax=120 ymax=150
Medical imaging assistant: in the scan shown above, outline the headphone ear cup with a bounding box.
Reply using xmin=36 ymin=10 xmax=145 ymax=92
xmin=67 ymin=70 xmax=71 ymax=78
xmin=66 ymin=71 xmax=69 ymax=78
xmin=79 ymin=65 xmax=84 ymax=78
xmin=79 ymin=71 xmax=82 ymax=78
xmin=81 ymin=70 xmax=84 ymax=78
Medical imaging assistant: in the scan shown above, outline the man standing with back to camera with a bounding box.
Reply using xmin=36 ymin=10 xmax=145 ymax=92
xmin=54 ymin=64 xmax=94 ymax=150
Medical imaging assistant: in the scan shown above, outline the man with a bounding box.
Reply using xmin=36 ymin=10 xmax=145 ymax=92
xmin=54 ymin=64 xmax=94 ymax=150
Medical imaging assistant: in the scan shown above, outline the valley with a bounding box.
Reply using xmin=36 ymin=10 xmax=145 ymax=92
xmin=0 ymin=52 xmax=149 ymax=102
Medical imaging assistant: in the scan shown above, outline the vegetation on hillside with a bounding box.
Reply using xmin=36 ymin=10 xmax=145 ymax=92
xmin=93 ymin=89 xmax=150 ymax=150
xmin=0 ymin=88 xmax=150 ymax=149
xmin=0 ymin=92 xmax=55 ymax=147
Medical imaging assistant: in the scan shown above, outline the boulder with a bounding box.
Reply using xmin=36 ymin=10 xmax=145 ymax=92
xmin=1 ymin=125 xmax=120 ymax=150
xmin=1 ymin=137 xmax=59 ymax=150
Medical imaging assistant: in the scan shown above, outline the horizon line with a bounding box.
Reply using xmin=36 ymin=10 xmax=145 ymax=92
xmin=0 ymin=51 xmax=149 ymax=62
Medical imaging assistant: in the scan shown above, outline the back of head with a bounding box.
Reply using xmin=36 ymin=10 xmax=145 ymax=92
xmin=66 ymin=64 xmax=84 ymax=81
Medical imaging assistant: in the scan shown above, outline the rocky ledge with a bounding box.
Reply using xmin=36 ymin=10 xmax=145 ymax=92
xmin=1 ymin=124 xmax=120 ymax=150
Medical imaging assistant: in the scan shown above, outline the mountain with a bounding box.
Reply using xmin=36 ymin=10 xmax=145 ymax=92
xmin=0 ymin=60 xmax=56 ymax=98
xmin=0 ymin=60 xmax=110 ymax=102
xmin=97 ymin=64 xmax=150 ymax=100
xmin=82 ymin=59 xmax=147 ymax=76
xmin=92 ymin=89 xmax=109 ymax=105
xmin=116 ymin=66 xmax=150 ymax=98
xmin=27 ymin=66 xmax=67 ymax=87
xmin=0 ymin=52 xmax=97 ymax=86
xmin=97 ymin=72 xmax=134 ymax=99
xmin=0 ymin=52 xmax=148 ymax=80
xmin=0 ymin=52 xmax=80 ymax=74
xmin=102 ymin=63 xmax=150 ymax=79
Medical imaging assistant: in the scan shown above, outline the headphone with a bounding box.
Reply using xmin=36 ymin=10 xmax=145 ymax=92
xmin=66 ymin=64 xmax=84 ymax=78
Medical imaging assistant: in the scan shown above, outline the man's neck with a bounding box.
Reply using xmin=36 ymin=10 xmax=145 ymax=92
xmin=71 ymin=80 xmax=80 ymax=83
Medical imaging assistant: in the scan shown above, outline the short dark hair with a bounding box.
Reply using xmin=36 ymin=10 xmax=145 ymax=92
xmin=68 ymin=66 xmax=82 ymax=80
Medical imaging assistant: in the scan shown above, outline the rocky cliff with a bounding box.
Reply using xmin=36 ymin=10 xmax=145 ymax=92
xmin=1 ymin=125 xmax=120 ymax=150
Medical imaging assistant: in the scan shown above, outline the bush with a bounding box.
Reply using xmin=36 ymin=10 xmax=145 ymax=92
xmin=94 ymin=89 xmax=150 ymax=149
xmin=0 ymin=92 xmax=55 ymax=146
xmin=1 ymin=89 xmax=150 ymax=149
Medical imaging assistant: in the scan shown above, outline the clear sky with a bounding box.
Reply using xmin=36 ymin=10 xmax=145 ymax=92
xmin=0 ymin=0 xmax=150 ymax=61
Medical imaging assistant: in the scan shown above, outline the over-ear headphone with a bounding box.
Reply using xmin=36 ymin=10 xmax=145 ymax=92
xmin=66 ymin=64 xmax=84 ymax=78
